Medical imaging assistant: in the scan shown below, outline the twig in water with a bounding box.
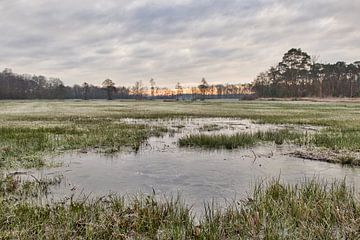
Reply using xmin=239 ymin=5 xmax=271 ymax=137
xmin=251 ymin=150 xmax=257 ymax=163
xmin=30 ymin=175 xmax=41 ymax=184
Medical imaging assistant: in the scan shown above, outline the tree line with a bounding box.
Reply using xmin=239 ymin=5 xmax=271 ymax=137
xmin=253 ymin=48 xmax=360 ymax=98
xmin=0 ymin=69 xmax=130 ymax=100
xmin=0 ymin=68 xmax=251 ymax=100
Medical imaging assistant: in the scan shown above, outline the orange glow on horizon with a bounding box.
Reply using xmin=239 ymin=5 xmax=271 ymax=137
xmin=129 ymin=84 xmax=254 ymax=96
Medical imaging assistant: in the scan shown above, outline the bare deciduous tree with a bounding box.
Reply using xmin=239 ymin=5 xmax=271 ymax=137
xmin=102 ymin=79 xmax=116 ymax=100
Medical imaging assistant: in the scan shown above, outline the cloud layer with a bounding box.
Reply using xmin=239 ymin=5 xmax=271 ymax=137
xmin=0 ymin=0 xmax=359 ymax=87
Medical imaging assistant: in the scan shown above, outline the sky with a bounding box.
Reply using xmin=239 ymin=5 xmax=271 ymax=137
xmin=0 ymin=0 xmax=359 ymax=87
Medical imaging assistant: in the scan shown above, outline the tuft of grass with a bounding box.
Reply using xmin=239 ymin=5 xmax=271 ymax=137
xmin=311 ymin=129 xmax=360 ymax=151
xmin=179 ymin=129 xmax=306 ymax=149
xmin=179 ymin=127 xmax=360 ymax=163
xmin=179 ymin=133 xmax=256 ymax=149
xmin=0 ymin=173 xmax=62 ymax=199
xmin=198 ymin=179 xmax=360 ymax=239
xmin=254 ymin=129 xmax=308 ymax=145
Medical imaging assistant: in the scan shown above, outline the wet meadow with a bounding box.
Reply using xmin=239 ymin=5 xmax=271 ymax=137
xmin=1 ymin=99 xmax=360 ymax=239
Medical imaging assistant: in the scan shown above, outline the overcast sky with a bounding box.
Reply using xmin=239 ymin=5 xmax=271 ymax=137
xmin=0 ymin=0 xmax=359 ymax=87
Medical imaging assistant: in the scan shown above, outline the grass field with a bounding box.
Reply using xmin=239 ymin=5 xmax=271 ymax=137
xmin=1 ymin=100 xmax=360 ymax=126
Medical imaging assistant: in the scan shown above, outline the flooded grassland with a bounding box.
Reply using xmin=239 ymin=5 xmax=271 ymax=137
xmin=1 ymin=100 xmax=360 ymax=239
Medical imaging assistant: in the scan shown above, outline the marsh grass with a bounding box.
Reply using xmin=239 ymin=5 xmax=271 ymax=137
xmin=198 ymin=179 xmax=360 ymax=239
xmin=0 ymin=122 xmax=167 ymax=169
xmin=179 ymin=127 xmax=360 ymax=160
xmin=1 ymin=100 xmax=357 ymax=126
xmin=178 ymin=129 xmax=307 ymax=149
xmin=1 ymin=178 xmax=359 ymax=239
xmin=0 ymin=173 xmax=62 ymax=199
xmin=312 ymin=129 xmax=360 ymax=151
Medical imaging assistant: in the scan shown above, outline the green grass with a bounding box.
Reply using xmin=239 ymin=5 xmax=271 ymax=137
xmin=179 ymin=129 xmax=307 ymax=149
xmin=1 ymin=176 xmax=359 ymax=239
xmin=199 ymin=179 xmax=360 ymax=239
xmin=311 ymin=129 xmax=360 ymax=151
xmin=0 ymin=123 xmax=166 ymax=169
xmin=2 ymin=100 xmax=360 ymax=127
xmin=178 ymin=128 xmax=360 ymax=166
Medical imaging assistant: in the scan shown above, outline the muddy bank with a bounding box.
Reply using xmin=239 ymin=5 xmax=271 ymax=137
xmin=291 ymin=149 xmax=360 ymax=166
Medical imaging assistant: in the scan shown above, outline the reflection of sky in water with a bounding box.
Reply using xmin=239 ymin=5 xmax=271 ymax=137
xmin=13 ymin=118 xmax=359 ymax=215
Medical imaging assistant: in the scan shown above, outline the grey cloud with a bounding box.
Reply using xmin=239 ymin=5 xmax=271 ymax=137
xmin=0 ymin=0 xmax=359 ymax=87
